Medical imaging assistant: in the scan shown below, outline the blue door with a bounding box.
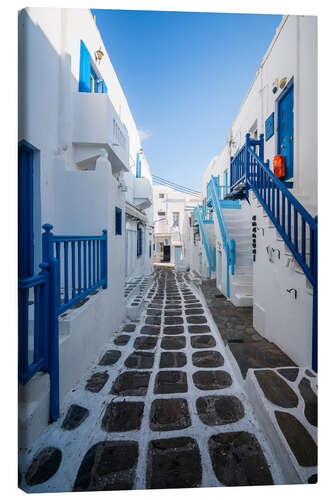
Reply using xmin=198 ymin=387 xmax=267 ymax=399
xmin=278 ymin=84 xmax=294 ymax=180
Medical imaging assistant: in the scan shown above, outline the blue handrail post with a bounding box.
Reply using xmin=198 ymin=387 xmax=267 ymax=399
xmin=42 ymin=223 xmax=54 ymax=263
xmin=230 ymin=239 xmax=236 ymax=275
xmin=230 ymin=156 xmax=234 ymax=189
xmin=259 ymin=133 xmax=264 ymax=161
xmin=48 ymin=256 xmax=60 ymax=422
xmin=102 ymin=229 xmax=108 ymax=289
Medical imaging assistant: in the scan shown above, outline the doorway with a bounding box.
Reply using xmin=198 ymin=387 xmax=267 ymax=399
xmin=277 ymin=83 xmax=294 ymax=180
xmin=163 ymin=245 xmax=171 ymax=262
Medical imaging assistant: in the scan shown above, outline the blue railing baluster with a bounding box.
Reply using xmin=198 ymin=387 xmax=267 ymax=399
xmin=64 ymin=241 xmax=69 ymax=303
xmin=78 ymin=241 xmax=82 ymax=294
xmin=282 ymin=193 xmax=286 ymax=232
xmin=97 ymin=240 xmax=100 ymax=282
xmin=288 ymin=201 xmax=291 ymax=239
xmin=302 ymin=219 xmax=306 ymax=262
xmin=33 ymin=286 xmax=40 ymax=363
xmin=294 ymin=209 xmax=298 ymax=253
xmin=83 ymin=240 xmax=87 ymax=291
xmin=88 ymin=240 xmax=92 ymax=288
xmin=93 ymin=240 xmax=96 ymax=285
xmin=71 ymin=241 xmax=76 ymax=299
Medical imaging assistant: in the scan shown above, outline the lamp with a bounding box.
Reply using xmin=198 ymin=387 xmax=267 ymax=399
xmin=95 ymin=47 xmax=104 ymax=63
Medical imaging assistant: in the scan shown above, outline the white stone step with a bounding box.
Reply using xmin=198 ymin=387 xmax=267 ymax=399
xmin=233 ymin=292 xmax=253 ymax=307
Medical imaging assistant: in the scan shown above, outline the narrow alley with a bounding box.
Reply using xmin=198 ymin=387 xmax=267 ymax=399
xmin=20 ymin=267 xmax=290 ymax=492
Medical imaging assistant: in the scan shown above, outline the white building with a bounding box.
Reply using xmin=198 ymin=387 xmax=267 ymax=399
xmin=188 ymin=15 xmax=317 ymax=370
xmin=152 ymin=185 xmax=199 ymax=267
xmin=18 ymin=7 xmax=153 ymax=450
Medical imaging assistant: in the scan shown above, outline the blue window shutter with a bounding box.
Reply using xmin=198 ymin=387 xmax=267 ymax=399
xmin=79 ymin=40 xmax=91 ymax=92
xmin=102 ymin=80 xmax=108 ymax=94
xmin=115 ymin=207 xmax=122 ymax=235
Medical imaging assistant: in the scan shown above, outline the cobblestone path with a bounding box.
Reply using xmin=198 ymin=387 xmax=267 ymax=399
xmin=20 ymin=269 xmax=285 ymax=492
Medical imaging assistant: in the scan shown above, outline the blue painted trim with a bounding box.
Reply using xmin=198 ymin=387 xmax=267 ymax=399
xmin=265 ymin=112 xmax=274 ymax=141
xmin=79 ymin=40 xmax=91 ymax=92
xmin=220 ymin=200 xmax=241 ymax=209
xmin=136 ymin=151 xmax=141 ymax=178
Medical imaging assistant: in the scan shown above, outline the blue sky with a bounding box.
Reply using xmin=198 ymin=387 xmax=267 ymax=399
xmin=92 ymin=9 xmax=282 ymax=191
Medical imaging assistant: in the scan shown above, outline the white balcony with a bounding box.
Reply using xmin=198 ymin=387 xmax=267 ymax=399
xmin=73 ymin=92 xmax=129 ymax=173
xmin=133 ymin=177 xmax=152 ymax=210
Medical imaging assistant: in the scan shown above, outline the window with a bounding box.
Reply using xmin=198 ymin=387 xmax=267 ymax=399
xmin=149 ymin=240 xmax=152 ymax=258
xmin=158 ymin=211 xmax=165 ymax=216
xmin=159 ymin=193 xmax=164 ymax=198
xmin=79 ymin=40 xmax=108 ymax=95
xmin=115 ymin=207 xmax=122 ymax=235
xmin=137 ymin=224 xmax=143 ymax=257
xmin=172 ymin=212 xmax=180 ymax=227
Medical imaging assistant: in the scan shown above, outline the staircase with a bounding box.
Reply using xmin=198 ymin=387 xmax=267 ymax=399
xmin=230 ymin=133 xmax=318 ymax=372
xmin=222 ymin=206 xmax=253 ymax=306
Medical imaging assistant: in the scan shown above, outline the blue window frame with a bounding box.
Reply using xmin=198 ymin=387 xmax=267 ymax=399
xmin=277 ymin=81 xmax=294 ymax=180
xmin=137 ymin=225 xmax=142 ymax=257
xmin=149 ymin=240 xmax=152 ymax=258
xmin=79 ymin=40 xmax=108 ymax=94
xmin=115 ymin=207 xmax=122 ymax=235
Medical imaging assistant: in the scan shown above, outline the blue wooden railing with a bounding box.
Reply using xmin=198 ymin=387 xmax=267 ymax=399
xmin=193 ymin=206 xmax=215 ymax=278
xmin=230 ymin=133 xmax=318 ymax=372
xmin=51 ymin=227 xmax=108 ymax=315
xmin=206 ymin=176 xmax=236 ymax=298
xmin=19 ymin=228 xmax=60 ymax=421
xmin=18 ymin=224 xmax=108 ymax=422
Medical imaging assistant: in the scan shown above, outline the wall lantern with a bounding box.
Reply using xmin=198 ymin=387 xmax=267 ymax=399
xmin=279 ymin=77 xmax=287 ymax=89
xmin=95 ymin=47 xmax=104 ymax=63
xmin=272 ymin=77 xmax=278 ymax=94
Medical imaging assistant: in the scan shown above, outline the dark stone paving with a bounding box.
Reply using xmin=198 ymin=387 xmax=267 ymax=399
xmin=102 ymin=402 xmax=144 ymax=432
xmin=145 ymin=316 xmax=161 ymax=326
xmin=164 ymin=316 xmax=184 ymax=325
xmin=191 ymin=335 xmax=216 ymax=348
xmin=165 ymin=304 xmax=182 ymax=310
xmin=192 ymin=351 xmax=224 ymax=368
xmin=62 ymin=405 xmax=89 ymax=430
xmin=277 ymin=367 xmax=299 ymax=382
xmin=26 ymin=447 xmax=62 ymax=486
xmin=110 ymin=371 xmax=151 ymax=396
xmin=209 ymin=432 xmax=273 ymax=486
xmin=140 ymin=326 xmax=160 ymax=336
xmin=161 ymin=336 xmax=186 ymax=350
xmin=147 ymin=437 xmax=202 ymax=489
xmin=114 ymin=335 xmax=130 ymax=346
xmin=187 ymin=315 xmax=208 ymax=324
xmin=164 ymin=310 xmax=183 ymax=316
xmin=150 ymin=398 xmax=191 ymax=431
xmin=275 ymin=411 xmax=317 ymax=466
xmin=122 ymin=324 xmax=136 ymax=333
xmin=185 ymin=308 xmax=204 ymax=315
xmin=196 ymin=396 xmax=244 ymax=425
xmin=200 ymin=279 xmax=297 ymax=378
xmin=298 ymin=377 xmax=317 ymax=427
xmin=73 ymin=441 xmax=138 ymax=491
xmin=193 ymin=370 xmax=232 ymax=390
xmin=146 ymin=309 xmax=162 ymax=316
xmin=134 ymin=336 xmax=158 ymax=350
xmin=85 ymin=372 xmax=109 ymax=393
xmin=125 ymin=352 xmax=155 ymax=369
xmin=98 ymin=350 xmax=121 ymax=366
xmin=189 ymin=325 xmax=211 ymax=334
xmin=163 ymin=326 xmax=184 ymax=335
xmin=154 ymin=371 xmax=188 ymax=394
xmin=160 ymin=351 xmax=187 ymax=368
xmin=254 ymin=370 xmax=298 ymax=408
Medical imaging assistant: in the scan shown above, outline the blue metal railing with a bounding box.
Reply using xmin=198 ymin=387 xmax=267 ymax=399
xmin=207 ymin=176 xmax=236 ymax=297
xmin=50 ymin=226 xmax=108 ymax=315
xmin=230 ymin=133 xmax=318 ymax=372
xmin=193 ymin=206 xmax=215 ymax=278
